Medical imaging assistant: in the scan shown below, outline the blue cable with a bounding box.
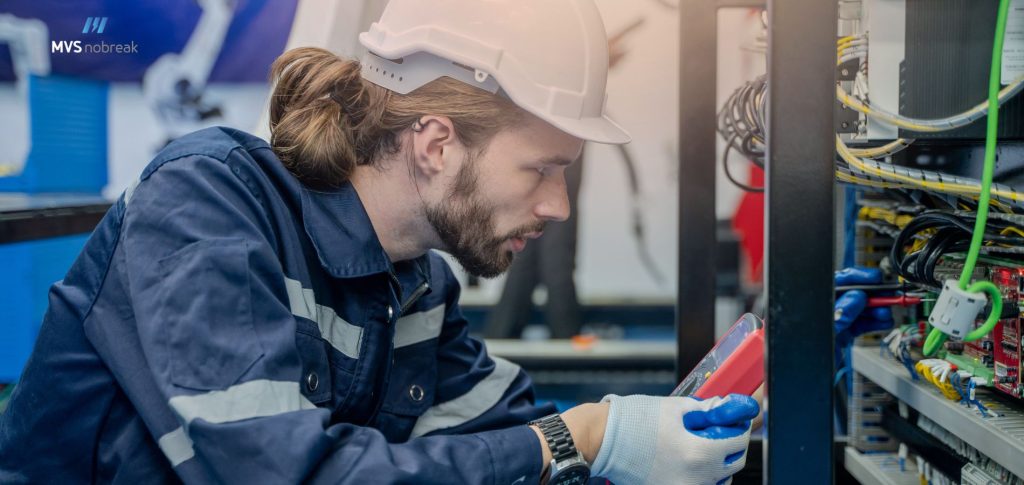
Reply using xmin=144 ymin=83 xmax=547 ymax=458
xmin=951 ymin=373 xmax=967 ymax=405
xmin=967 ymin=380 xmax=991 ymax=417
xmin=834 ymin=366 xmax=850 ymax=387
xmin=899 ymin=346 xmax=918 ymax=380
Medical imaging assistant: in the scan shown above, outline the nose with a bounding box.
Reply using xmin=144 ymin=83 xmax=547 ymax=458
xmin=533 ymin=173 xmax=571 ymax=222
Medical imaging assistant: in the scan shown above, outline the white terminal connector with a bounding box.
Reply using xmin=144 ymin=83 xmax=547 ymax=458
xmin=928 ymin=279 xmax=988 ymax=339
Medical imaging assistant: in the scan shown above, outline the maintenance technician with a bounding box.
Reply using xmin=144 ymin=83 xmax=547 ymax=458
xmin=0 ymin=1 xmax=758 ymax=483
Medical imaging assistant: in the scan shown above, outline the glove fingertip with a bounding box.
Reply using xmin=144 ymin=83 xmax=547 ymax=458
xmin=711 ymin=395 xmax=760 ymax=423
xmin=682 ymin=409 xmax=709 ymax=430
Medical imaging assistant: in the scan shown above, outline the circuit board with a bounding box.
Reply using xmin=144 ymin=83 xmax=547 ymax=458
xmin=935 ymin=258 xmax=1024 ymax=399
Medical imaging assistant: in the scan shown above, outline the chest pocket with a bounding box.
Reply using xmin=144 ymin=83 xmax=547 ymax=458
xmin=154 ymin=238 xmax=265 ymax=391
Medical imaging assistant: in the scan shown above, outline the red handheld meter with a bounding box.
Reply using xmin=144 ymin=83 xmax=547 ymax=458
xmin=670 ymin=313 xmax=765 ymax=399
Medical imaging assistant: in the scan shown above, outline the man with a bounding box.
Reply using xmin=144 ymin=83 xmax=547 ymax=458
xmin=0 ymin=1 xmax=758 ymax=483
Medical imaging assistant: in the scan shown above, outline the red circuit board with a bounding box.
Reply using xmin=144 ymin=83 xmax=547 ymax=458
xmin=962 ymin=266 xmax=1023 ymax=399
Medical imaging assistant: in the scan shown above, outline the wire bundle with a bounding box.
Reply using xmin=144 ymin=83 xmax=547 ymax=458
xmin=836 ymin=136 xmax=1024 ymax=211
xmin=915 ymin=359 xmax=961 ymax=401
xmin=836 ymin=34 xmax=1024 ymax=134
xmin=889 ymin=211 xmax=1024 ymax=287
xmin=834 ymin=29 xmax=1024 ymax=213
xmin=718 ymin=74 xmax=767 ymax=166
xmin=717 ymin=75 xmax=767 ymax=192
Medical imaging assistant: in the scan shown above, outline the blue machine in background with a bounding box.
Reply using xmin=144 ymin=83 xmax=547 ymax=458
xmin=0 ymin=75 xmax=109 ymax=193
xmin=0 ymin=234 xmax=90 ymax=381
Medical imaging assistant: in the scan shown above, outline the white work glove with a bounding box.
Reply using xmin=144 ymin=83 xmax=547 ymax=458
xmin=591 ymin=394 xmax=759 ymax=485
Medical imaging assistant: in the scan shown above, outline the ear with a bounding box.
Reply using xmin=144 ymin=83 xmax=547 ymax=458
xmin=410 ymin=115 xmax=457 ymax=179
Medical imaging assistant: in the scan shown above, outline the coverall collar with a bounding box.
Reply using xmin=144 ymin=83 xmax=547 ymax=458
xmin=300 ymin=181 xmax=430 ymax=281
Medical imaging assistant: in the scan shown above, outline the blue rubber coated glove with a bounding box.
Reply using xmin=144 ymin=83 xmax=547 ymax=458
xmin=592 ymin=394 xmax=759 ymax=485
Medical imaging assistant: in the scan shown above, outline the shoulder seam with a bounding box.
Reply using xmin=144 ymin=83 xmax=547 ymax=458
xmin=140 ymin=145 xmax=245 ymax=183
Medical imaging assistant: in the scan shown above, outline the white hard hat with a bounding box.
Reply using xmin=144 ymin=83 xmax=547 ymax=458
xmin=358 ymin=0 xmax=631 ymax=145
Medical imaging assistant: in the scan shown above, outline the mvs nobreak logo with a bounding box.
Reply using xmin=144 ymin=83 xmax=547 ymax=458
xmin=51 ymin=17 xmax=138 ymax=54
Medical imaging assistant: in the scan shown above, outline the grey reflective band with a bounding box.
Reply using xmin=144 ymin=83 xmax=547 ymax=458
xmin=168 ymin=379 xmax=317 ymax=427
xmin=394 ymin=303 xmax=446 ymax=348
xmin=284 ymin=277 xmax=363 ymax=359
xmin=160 ymin=380 xmax=316 ymax=468
xmin=157 ymin=426 xmax=195 ymax=467
xmin=410 ymin=356 xmax=521 ymax=438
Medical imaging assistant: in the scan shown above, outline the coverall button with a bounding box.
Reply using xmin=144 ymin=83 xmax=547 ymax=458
xmin=409 ymin=384 xmax=425 ymax=402
xmin=387 ymin=305 xmax=394 ymax=321
xmin=306 ymin=372 xmax=319 ymax=392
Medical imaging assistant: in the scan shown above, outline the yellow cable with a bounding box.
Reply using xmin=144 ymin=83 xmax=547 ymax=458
xmin=837 ymin=172 xmax=904 ymax=189
xmin=858 ymin=206 xmax=915 ymax=227
xmin=847 ymin=139 xmax=913 ymax=158
xmin=914 ymin=362 xmax=961 ymax=401
xmin=1000 ymin=226 xmax=1024 ymax=238
xmin=838 ymin=136 xmax=1024 ymax=202
xmin=838 ymin=82 xmax=1024 ymax=133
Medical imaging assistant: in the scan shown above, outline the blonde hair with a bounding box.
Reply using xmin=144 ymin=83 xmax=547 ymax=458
xmin=268 ymin=47 xmax=523 ymax=188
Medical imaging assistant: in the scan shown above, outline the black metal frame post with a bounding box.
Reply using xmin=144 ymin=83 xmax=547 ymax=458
xmin=677 ymin=0 xmax=719 ymax=379
xmin=764 ymin=0 xmax=837 ymax=483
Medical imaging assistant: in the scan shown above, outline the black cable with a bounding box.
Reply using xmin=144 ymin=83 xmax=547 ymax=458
xmin=611 ymin=139 xmax=665 ymax=285
xmin=923 ymin=235 xmax=969 ymax=287
xmin=889 ymin=210 xmax=1024 ymax=286
xmin=918 ymin=229 xmax=965 ymax=286
xmin=723 ymin=134 xmax=764 ymax=193
xmin=717 ymin=75 xmax=767 ymax=169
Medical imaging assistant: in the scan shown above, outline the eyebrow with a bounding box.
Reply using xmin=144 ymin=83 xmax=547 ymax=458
xmin=537 ymin=156 xmax=575 ymax=167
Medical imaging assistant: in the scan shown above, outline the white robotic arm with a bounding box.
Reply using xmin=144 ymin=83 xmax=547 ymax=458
xmin=142 ymin=0 xmax=234 ymax=141
xmin=0 ymin=14 xmax=50 ymax=89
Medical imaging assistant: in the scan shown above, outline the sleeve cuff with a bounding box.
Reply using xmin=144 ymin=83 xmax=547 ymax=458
xmin=475 ymin=425 xmax=542 ymax=485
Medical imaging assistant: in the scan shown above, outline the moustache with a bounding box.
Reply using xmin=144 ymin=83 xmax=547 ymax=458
xmin=503 ymin=222 xmax=546 ymax=241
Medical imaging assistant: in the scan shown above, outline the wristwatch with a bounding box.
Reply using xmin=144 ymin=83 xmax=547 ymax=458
xmin=529 ymin=414 xmax=590 ymax=485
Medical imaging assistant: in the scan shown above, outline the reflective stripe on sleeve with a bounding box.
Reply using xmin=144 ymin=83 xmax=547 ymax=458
xmin=168 ymin=379 xmax=317 ymax=427
xmin=157 ymin=426 xmax=195 ymax=467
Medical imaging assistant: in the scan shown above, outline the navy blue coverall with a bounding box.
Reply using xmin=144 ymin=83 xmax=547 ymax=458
xmin=0 ymin=127 xmax=555 ymax=484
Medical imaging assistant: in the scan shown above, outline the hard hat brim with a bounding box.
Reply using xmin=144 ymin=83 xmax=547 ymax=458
xmin=543 ymin=112 xmax=632 ymax=145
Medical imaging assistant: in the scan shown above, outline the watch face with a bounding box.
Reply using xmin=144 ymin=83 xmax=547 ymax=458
xmin=550 ymin=464 xmax=590 ymax=485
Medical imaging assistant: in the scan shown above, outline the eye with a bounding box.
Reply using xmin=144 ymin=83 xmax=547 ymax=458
xmin=536 ymin=166 xmax=547 ymax=176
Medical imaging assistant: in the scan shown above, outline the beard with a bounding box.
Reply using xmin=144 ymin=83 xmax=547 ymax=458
xmin=424 ymin=153 xmax=544 ymax=278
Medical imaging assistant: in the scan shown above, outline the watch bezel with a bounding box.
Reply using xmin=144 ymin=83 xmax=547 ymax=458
xmin=548 ymin=456 xmax=591 ymax=485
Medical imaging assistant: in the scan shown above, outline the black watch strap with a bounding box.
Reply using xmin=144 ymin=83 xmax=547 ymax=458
xmin=530 ymin=414 xmax=578 ymax=463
